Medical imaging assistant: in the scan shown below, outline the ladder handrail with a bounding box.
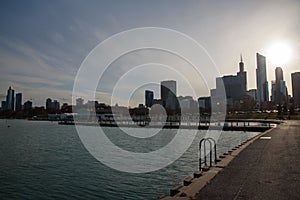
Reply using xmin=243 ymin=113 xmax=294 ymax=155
xmin=199 ymin=137 xmax=217 ymax=171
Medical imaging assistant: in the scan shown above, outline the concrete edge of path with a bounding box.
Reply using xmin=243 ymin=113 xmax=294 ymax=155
xmin=158 ymin=122 xmax=284 ymax=200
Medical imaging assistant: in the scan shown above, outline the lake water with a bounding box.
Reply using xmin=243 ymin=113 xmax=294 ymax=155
xmin=0 ymin=119 xmax=259 ymax=200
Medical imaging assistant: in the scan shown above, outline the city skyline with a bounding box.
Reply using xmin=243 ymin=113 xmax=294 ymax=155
xmin=1 ymin=51 xmax=298 ymax=109
xmin=0 ymin=1 xmax=299 ymax=106
xmin=1 ymin=59 xmax=297 ymax=111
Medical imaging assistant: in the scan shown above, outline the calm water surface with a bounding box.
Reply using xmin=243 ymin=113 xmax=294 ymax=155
xmin=0 ymin=119 xmax=259 ymax=199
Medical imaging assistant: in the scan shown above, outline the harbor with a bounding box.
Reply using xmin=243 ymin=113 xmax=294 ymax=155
xmin=0 ymin=119 xmax=262 ymax=200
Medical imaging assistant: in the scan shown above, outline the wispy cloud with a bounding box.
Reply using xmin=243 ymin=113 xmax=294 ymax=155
xmin=0 ymin=0 xmax=299 ymax=106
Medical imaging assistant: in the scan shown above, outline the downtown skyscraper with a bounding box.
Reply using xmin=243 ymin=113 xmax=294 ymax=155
xmin=292 ymin=72 xmax=300 ymax=106
xmin=274 ymin=67 xmax=288 ymax=105
xmin=161 ymin=80 xmax=178 ymax=111
xmin=256 ymin=53 xmax=269 ymax=107
xmin=145 ymin=90 xmax=154 ymax=108
xmin=15 ymin=93 xmax=22 ymax=111
xmin=5 ymin=86 xmax=15 ymax=111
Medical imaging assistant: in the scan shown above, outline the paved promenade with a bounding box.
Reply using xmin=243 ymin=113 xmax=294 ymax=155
xmin=196 ymin=120 xmax=300 ymax=199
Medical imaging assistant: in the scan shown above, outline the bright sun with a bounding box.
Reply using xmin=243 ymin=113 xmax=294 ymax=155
xmin=268 ymin=42 xmax=292 ymax=67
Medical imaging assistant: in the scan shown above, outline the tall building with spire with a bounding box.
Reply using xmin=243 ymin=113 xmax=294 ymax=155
xmin=256 ymin=53 xmax=269 ymax=107
xmin=211 ymin=55 xmax=247 ymax=108
xmin=237 ymin=54 xmax=247 ymax=95
xmin=5 ymin=86 xmax=15 ymax=111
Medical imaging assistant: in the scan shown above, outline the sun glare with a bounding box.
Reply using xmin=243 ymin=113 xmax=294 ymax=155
xmin=268 ymin=42 xmax=291 ymax=67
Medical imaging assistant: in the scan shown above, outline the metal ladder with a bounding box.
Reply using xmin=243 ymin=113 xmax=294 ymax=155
xmin=199 ymin=138 xmax=217 ymax=171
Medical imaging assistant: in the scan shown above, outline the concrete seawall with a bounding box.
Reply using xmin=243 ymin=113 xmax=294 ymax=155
xmin=159 ymin=121 xmax=287 ymax=200
xmin=195 ymin=120 xmax=300 ymax=199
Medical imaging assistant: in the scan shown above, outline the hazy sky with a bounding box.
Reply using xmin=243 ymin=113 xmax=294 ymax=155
xmin=0 ymin=0 xmax=299 ymax=106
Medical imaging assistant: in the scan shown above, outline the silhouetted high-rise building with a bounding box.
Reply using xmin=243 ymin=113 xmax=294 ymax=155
xmin=237 ymin=54 xmax=247 ymax=94
xmin=53 ymin=100 xmax=60 ymax=111
xmin=271 ymin=81 xmax=276 ymax=103
xmin=212 ymin=55 xmax=247 ymax=107
xmin=46 ymin=98 xmax=60 ymax=111
xmin=246 ymin=89 xmax=257 ymax=102
xmin=274 ymin=67 xmax=287 ymax=105
xmin=275 ymin=67 xmax=283 ymax=83
xmin=1 ymin=101 xmax=6 ymax=111
xmin=46 ymin=98 xmax=52 ymax=110
xmin=24 ymin=100 xmax=32 ymax=110
xmin=145 ymin=90 xmax=154 ymax=108
xmin=161 ymin=80 xmax=178 ymax=110
xmin=256 ymin=53 xmax=269 ymax=106
xmin=198 ymin=97 xmax=211 ymax=113
xmin=6 ymin=86 xmax=15 ymax=111
xmin=292 ymin=72 xmax=300 ymax=106
xmin=76 ymin=98 xmax=84 ymax=107
xmin=222 ymin=75 xmax=244 ymax=105
xmin=161 ymin=80 xmax=176 ymax=100
xmin=15 ymin=93 xmax=22 ymax=111
xmin=178 ymin=96 xmax=197 ymax=112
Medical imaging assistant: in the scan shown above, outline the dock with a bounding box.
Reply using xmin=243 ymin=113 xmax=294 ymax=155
xmin=160 ymin=120 xmax=300 ymax=199
xmin=58 ymin=119 xmax=281 ymax=132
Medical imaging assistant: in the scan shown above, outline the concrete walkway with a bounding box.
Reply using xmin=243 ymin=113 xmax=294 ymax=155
xmin=196 ymin=120 xmax=300 ymax=199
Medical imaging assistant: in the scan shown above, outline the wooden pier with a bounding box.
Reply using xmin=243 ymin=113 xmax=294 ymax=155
xmin=58 ymin=118 xmax=281 ymax=132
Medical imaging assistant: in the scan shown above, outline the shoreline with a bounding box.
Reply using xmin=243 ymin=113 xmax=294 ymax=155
xmin=159 ymin=122 xmax=281 ymax=199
